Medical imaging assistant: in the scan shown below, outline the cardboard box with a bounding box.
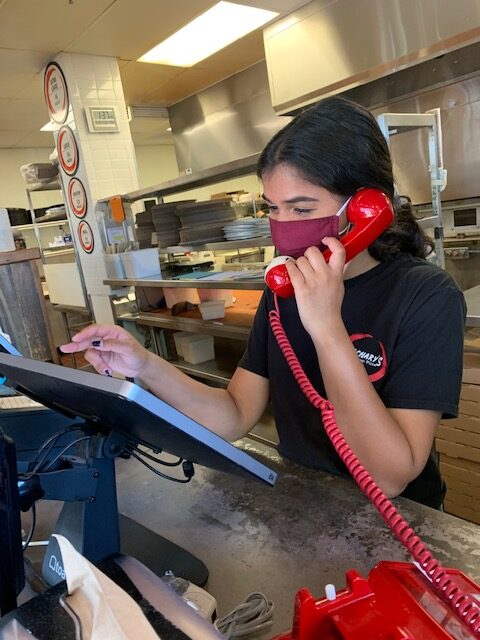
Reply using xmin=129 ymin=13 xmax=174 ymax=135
xmin=436 ymin=361 xmax=480 ymax=523
xmin=440 ymin=455 xmax=480 ymax=488
xmin=444 ymin=501 xmax=480 ymax=525
xmin=444 ymin=487 xmax=480 ymax=512
xmin=463 ymin=353 xmax=480 ymax=384
xmin=210 ymin=190 xmax=246 ymax=200
xmin=437 ymin=425 xmax=480 ymax=448
xmin=436 ymin=439 xmax=480 ymax=464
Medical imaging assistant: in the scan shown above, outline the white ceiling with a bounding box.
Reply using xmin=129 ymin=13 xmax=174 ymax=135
xmin=0 ymin=0 xmax=304 ymax=148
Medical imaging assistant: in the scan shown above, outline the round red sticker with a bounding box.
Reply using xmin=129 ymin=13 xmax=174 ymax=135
xmin=78 ymin=221 xmax=94 ymax=254
xmin=68 ymin=178 xmax=87 ymax=219
xmin=57 ymin=126 xmax=79 ymax=176
xmin=44 ymin=62 xmax=69 ymax=124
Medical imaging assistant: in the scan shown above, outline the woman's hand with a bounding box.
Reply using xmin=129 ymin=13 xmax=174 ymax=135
xmin=286 ymin=238 xmax=346 ymax=339
xmin=60 ymin=324 xmax=152 ymax=378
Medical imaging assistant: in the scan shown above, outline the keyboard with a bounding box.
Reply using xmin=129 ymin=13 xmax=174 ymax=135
xmin=0 ymin=395 xmax=44 ymax=410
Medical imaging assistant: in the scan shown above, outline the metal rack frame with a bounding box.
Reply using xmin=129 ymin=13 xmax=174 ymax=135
xmin=377 ymin=109 xmax=448 ymax=268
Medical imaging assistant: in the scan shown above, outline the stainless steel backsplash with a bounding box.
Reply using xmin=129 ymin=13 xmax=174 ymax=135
xmin=169 ymin=62 xmax=290 ymax=178
xmin=170 ymin=52 xmax=480 ymax=204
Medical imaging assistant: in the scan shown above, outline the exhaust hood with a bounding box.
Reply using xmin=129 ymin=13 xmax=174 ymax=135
xmin=264 ymin=0 xmax=480 ymax=114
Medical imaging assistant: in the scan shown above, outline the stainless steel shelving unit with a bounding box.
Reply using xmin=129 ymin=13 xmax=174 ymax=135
xmin=104 ymin=276 xmax=265 ymax=290
xmin=25 ymin=182 xmax=68 ymax=261
xmin=103 ymin=153 xmax=269 ymax=386
xmin=99 ymin=153 xmax=261 ymax=204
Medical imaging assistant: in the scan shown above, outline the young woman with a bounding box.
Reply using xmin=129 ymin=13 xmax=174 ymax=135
xmin=61 ymin=97 xmax=466 ymax=509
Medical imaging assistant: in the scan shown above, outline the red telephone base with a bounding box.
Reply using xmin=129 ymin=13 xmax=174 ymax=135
xmin=274 ymin=561 xmax=480 ymax=640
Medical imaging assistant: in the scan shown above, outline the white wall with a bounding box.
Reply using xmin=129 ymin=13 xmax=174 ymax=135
xmin=0 ymin=143 xmax=261 ymax=212
xmin=0 ymin=144 xmax=180 ymax=210
xmin=0 ymin=148 xmax=61 ymax=209
xmin=135 ymin=145 xmax=261 ymax=202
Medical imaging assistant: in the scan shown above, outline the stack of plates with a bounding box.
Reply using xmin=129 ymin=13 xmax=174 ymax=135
xmin=222 ymin=217 xmax=271 ymax=241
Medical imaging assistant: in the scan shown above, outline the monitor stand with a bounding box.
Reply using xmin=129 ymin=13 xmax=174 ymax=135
xmin=119 ymin=515 xmax=208 ymax=586
xmin=40 ymin=427 xmax=208 ymax=588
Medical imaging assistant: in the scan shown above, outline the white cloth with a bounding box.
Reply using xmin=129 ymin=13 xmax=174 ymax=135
xmin=53 ymin=534 xmax=159 ymax=640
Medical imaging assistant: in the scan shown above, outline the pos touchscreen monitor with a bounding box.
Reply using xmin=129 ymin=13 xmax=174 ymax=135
xmin=0 ymin=353 xmax=277 ymax=485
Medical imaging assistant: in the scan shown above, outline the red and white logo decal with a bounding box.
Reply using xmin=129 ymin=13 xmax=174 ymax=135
xmin=44 ymin=62 xmax=69 ymax=124
xmin=350 ymin=333 xmax=387 ymax=382
xmin=57 ymin=126 xmax=79 ymax=176
xmin=68 ymin=178 xmax=87 ymax=218
xmin=78 ymin=221 xmax=94 ymax=254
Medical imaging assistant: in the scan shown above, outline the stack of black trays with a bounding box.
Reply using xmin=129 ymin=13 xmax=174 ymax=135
xmin=176 ymin=199 xmax=237 ymax=245
xmin=135 ymin=209 xmax=155 ymax=248
xmin=151 ymin=201 xmax=195 ymax=249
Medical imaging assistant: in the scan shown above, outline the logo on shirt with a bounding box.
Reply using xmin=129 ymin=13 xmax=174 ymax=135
xmin=350 ymin=333 xmax=387 ymax=382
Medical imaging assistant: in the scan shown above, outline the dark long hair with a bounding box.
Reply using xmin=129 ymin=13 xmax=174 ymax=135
xmin=258 ymin=96 xmax=433 ymax=261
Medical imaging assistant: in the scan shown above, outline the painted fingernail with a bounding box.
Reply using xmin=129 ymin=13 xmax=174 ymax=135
xmin=92 ymin=340 xmax=101 ymax=347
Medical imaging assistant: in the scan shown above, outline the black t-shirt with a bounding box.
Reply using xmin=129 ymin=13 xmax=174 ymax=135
xmin=239 ymin=253 xmax=466 ymax=508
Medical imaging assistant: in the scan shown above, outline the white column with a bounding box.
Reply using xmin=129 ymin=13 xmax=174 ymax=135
xmin=44 ymin=53 xmax=139 ymax=324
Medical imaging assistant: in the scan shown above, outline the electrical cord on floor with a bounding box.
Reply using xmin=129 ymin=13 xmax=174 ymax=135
xmin=214 ymin=592 xmax=274 ymax=639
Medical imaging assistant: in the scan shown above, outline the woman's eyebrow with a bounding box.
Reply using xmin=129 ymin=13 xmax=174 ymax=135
xmin=262 ymin=193 xmax=319 ymax=204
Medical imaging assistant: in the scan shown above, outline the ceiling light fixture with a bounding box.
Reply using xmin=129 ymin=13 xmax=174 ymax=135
xmin=138 ymin=1 xmax=279 ymax=67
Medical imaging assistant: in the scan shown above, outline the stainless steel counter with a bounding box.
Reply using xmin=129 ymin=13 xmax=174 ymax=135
xmin=115 ymin=440 xmax=480 ymax=637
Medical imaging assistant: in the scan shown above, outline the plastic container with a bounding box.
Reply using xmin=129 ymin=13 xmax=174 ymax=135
xmin=104 ymin=253 xmax=126 ymax=279
xmin=0 ymin=209 xmax=15 ymax=252
xmin=181 ymin=335 xmax=215 ymax=364
xmin=172 ymin=331 xmax=192 ymax=358
xmin=120 ymin=248 xmax=161 ymax=278
xmin=198 ymin=289 xmax=234 ymax=308
xmin=198 ymin=300 xmax=225 ymax=320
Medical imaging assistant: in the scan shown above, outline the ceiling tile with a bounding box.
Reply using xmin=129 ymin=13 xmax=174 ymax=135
xmin=0 ymin=98 xmax=49 ymax=131
xmin=66 ymin=0 xmax=215 ymax=60
xmin=12 ymin=77 xmax=45 ymax=102
xmin=0 ymin=0 xmax=298 ymax=148
xmin=0 ymin=130 xmax=29 ymax=148
xmin=0 ymin=50 xmax=53 ymax=99
xmin=120 ymin=62 xmax=184 ymax=106
xmin=196 ymin=30 xmax=265 ymax=75
xmin=239 ymin=0 xmax=307 ymax=11
xmin=0 ymin=0 xmax=116 ymax=52
xmin=141 ymin=68 xmax=221 ymax=105
xmin=13 ymin=130 xmax=57 ymax=149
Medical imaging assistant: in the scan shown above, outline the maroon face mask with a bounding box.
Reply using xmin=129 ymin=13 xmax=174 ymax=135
xmin=268 ymin=198 xmax=350 ymax=258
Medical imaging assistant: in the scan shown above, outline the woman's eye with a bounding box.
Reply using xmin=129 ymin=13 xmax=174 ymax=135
xmin=294 ymin=208 xmax=313 ymax=215
xmin=265 ymin=205 xmax=278 ymax=214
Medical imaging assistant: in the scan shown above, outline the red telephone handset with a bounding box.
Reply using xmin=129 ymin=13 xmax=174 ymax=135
xmin=264 ymin=188 xmax=394 ymax=298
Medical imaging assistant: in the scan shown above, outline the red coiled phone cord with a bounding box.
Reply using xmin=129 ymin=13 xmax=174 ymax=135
xmin=269 ymin=296 xmax=480 ymax=635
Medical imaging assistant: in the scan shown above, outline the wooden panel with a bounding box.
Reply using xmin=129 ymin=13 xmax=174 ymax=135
xmin=0 ymin=252 xmax=55 ymax=361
